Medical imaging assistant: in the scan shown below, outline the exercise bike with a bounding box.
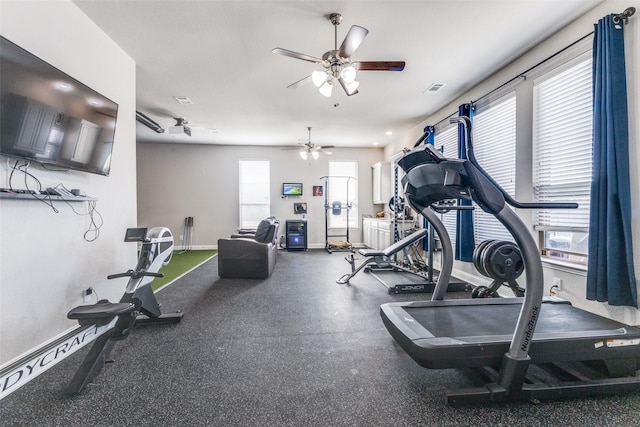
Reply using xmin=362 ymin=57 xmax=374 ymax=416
xmin=65 ymin=227 xmax=183 ymax=395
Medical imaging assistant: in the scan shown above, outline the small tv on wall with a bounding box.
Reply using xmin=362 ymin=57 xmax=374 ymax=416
xmin=0 ymin=36 xmax=119 ymax=176
xmin=283 ymin=183 xmax=303 ymax=196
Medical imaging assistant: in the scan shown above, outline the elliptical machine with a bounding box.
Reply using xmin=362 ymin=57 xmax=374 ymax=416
xmin=65 ymin=227 xmax=183 ymax=395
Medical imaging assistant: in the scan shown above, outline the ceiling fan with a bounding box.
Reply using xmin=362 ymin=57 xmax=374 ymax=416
xmin=285 ymin=127 xmax=334 ymax=160
xmin=272 ymin=13 xmax=405 ymax=97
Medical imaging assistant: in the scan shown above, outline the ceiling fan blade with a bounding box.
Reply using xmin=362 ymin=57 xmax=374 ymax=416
xmin=287 ymin=75 xmax=312 ymax=89
xmin=272 ymin=48 xmax=323 ymax=64
xmin=282 ymin=143 xmax=309 ymax=151
xmin=354 ymin=61 xmax=406 ymax=71
xmin=338 ymin=77 xmax=359 ymax=96
xmin=338 ymin=25 xmax=369 ymax=58
xmin=320 ymin=145 xmax=335 ymax=149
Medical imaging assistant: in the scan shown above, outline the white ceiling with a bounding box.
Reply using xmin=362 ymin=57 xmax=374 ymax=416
xmin=74 ymin=0 xmax=601 ymax=148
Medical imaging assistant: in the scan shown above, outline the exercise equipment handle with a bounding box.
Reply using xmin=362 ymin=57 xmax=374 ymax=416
xmin=432 ymin=203 xmax=474 ymax=211
xmin=450 ymin=117 xmax=578 ymax=210
xmin=107 ymin=270 xmax=164 ymax=280
xmin=413 ymin=128 xmax=432 ymax=148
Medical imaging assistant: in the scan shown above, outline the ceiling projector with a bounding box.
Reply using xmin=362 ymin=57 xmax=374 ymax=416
xmin=168 ymin=118 xmax=191 ymax=136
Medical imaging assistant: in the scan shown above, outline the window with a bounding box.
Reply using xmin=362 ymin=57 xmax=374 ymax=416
xmin=328 ymin=161 xmax=358 ymax=228
xmin=533 ymin=55 xmax=592 ymax=264
xmin=239 ymin=159 xmax=270 ymax=228
xmin=434 ymin=125 xmax=459 ymax=244
xmin=472 ymin=92 xmax=517 ymax=243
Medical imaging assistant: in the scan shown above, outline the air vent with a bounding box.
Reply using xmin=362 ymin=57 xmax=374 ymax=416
xmin=174 ymin=96 xmax=193 ymax=104
xmin=423 ymin=83 xmax=446 ymax=94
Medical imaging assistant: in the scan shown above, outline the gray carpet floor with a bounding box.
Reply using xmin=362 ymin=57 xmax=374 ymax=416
xmin=1 ymin=249 xmax=639 ymax=426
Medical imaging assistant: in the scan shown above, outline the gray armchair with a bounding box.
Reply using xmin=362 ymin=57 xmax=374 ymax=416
xmin=217 ymin=217 xmax=279 ymax=279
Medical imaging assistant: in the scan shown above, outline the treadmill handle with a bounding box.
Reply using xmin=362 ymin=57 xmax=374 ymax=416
xmin=504 ymin=199 xmax=578 ymax=210
xmin=449 ymin=117 xmax=577 ymax=211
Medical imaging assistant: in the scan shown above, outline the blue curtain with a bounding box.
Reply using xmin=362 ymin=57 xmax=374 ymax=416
xmin=586 ymin=15 xmax=637 ymax=308
xmin=455 ymin=104 xmax=474 ymax=262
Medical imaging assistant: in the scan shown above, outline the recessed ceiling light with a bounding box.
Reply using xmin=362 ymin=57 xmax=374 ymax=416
xmin=385 ymin=131 xmax=393 ymax=136
xmin=55 ymin=82 xmax=73 ymax=91
xmin=372 ymin=141 xmax=379 ymax=146
xmin=423 ymin=83 xmax=446 ymax=94
xmin=208 ymin=129 xmax=219 ymax=133
xmin=174 ymin=96 xmax=193 ymax=104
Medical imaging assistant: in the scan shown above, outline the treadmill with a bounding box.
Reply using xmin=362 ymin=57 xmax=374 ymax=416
xmin=380 ymin=117 xmax=640 ymax=404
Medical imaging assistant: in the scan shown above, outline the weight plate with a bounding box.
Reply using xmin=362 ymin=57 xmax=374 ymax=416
xmin=473 ymin=239 xmax=494 ymax=277
xmin=479 ymin=240 xmax=502 ymax=278
xmin=486 ymin=242 xmax=524 ymax=281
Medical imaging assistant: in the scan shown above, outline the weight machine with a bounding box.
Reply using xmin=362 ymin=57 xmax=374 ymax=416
xmin=320 ymin=175 xmax=357 ymax=253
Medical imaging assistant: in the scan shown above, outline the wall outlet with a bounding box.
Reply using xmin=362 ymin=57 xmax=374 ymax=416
xmin=83 ymin=288 xmax=93 ymax=303
xmin=552 ymin=277 xmax=563 ymax=291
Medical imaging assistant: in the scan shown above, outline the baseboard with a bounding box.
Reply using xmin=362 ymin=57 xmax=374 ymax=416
xmin=0 ymin=320 xmax=115 ymax=400
xmin=176 ymin=245 xmax=217 ymax=250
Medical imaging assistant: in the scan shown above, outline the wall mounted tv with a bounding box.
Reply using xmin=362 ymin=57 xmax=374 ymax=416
xmin=0 ymin=36 xmax=119 ymax=176
xmin=283 ymin=183 xmax=303 ymax=196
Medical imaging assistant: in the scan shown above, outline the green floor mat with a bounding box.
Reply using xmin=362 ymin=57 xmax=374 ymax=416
xmin=151 ymin=250 xmax=217 ymax=291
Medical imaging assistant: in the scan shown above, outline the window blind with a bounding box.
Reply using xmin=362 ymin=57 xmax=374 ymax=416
xmin=472 ymin=93 xmax=517 ymax=243
xmin=239 ymin=159 xmax=270 ymax=228
xmin=533 ymin=56 xmax=592 ymax=229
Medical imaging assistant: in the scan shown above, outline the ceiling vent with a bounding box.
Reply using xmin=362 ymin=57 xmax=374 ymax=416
xmin=174 ymin=96 xmax=193 ymax=105
xmin=423 ymin=83 xmax=446 ymax=94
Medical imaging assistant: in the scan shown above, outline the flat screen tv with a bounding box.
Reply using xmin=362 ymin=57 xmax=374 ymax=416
xmin=0 ymin=36 xmax=118 ymax=176
xmin=283 ymin=183 xmax=303 ymax=196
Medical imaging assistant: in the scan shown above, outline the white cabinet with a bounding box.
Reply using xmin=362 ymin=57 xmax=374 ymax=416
xmin=362 ymin=218 xmax=374 ymax=248
xmin=372 ymin=161 xmax=393 ymax=204
xmin=13 ymin=97 xmax=58 ymax=155
xmin=378 ymin=220 xmax=392 ymax=249
xmin=61 ymin=119 xmax=102 ymax=163
xmin=362 ymin=218 xmax=416 ymax=249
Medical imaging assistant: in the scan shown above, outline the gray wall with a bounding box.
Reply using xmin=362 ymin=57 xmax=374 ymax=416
xmin=0 ymin=1 xmax=137 ymax=364
xmin=136 ymin=142 xmax=385 ymax=248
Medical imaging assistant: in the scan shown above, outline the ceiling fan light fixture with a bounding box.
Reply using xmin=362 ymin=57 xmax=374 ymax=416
xmin=312 ymin=70 xmax=328 ymax=87
xmin=340 ymin=65 xmax=357 ymax=83
xmin=299 ymin=150 xmax=308 ymax=160
xmin=311 ymin=151 xmax=320 ymax=160
xmin=319 ymin=80 xmax=333 ymax=97
xmin=344 ymin=79 xmax=360 ymax=94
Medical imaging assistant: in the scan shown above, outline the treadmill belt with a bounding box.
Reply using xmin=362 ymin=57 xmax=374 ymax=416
xmin=404 ymin=302 xmax=632 ymax=339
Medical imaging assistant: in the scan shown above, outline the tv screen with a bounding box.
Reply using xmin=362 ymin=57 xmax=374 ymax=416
xmin=0 ymin=36 xmax=118 ymax=176
xmin=283 ymin=183 xmax=303 ymax=196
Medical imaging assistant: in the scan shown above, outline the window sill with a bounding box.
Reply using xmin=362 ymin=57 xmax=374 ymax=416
xmin=541 ymin=256 xmax=587 ymax=276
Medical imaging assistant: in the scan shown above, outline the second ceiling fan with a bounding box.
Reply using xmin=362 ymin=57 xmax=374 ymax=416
xmin=272 ymin=13 xmax=405 ymax=97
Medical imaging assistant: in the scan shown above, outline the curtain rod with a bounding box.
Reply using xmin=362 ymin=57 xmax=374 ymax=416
xmin=432 ymin=6 xmax=636 ymax=130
